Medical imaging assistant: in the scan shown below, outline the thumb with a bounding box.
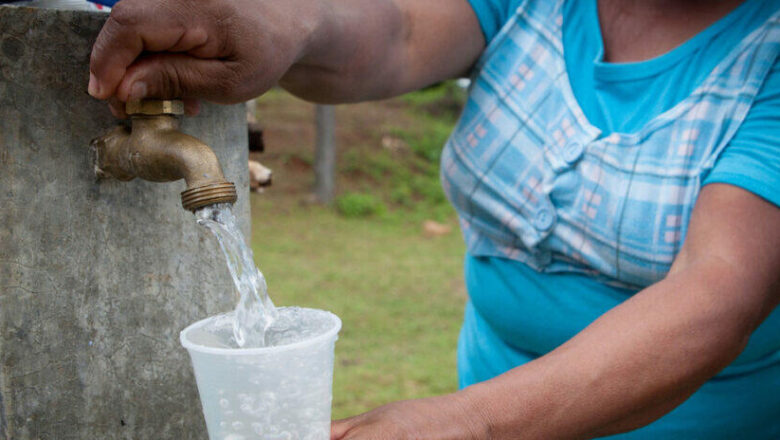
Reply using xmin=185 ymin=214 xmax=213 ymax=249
xmin=115 ymin=53 xmax=246 ymax=103
xmin=330 ymin=417 xmax=358 ymax=440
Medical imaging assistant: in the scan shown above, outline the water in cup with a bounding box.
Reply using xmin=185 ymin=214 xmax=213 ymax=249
xmin=184 ymin=203 xmax=341 ymax=440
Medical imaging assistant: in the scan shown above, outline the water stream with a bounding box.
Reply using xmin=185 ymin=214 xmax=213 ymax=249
xmin=188 ymin=203 xmax=339 ymax=439
xmin=195 ymin=203 xmax=278 ymax=347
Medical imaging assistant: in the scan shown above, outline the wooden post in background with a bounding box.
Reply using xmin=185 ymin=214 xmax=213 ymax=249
xmin=314 ymin=104 xmax=336 ymax=203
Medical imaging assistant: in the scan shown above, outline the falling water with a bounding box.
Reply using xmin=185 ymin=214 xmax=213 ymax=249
xmin=195 ymin=203 xmax=277 ymax=347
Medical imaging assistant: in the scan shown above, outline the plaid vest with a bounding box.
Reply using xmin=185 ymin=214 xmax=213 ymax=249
xmin=441 ymin=0 xmax=780 ymax=288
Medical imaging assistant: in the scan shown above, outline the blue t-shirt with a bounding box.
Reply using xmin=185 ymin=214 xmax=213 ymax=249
xmin=458 ymin=0 xmax=780 ymax=437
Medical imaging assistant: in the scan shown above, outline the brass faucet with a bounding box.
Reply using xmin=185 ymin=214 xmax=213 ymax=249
xmin=91 ymin=99 xmax=237 ymax=212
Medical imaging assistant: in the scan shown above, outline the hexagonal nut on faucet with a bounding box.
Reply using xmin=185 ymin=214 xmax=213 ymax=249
xmin=125 ymin=99 xmax=185 ymax=116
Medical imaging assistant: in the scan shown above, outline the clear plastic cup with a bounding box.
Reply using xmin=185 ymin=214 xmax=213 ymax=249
xmin=180 ymin=308 xmax=341 ymax=440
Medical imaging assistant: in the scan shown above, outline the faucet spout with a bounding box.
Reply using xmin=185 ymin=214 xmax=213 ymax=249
xmin=91 ymin=100 xmax=238 ymax=212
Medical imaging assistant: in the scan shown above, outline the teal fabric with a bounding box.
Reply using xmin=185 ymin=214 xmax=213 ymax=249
xmin=704 ymin=61 xmax=780 ymax=206
xmin=456 ymin=0 xmax=780 ymax=437
xmin=459 ymin=255 xmax=780 ymax=438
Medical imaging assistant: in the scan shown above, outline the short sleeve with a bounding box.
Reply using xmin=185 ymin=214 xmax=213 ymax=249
xmin=466 ymin=0 xmax=520 ymax=43
xmin=703 ymin=59 xmax=780 ymax=207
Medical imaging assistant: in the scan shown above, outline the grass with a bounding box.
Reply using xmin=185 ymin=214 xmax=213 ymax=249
xmin=249 ymin=83 xmax=468 ymax=418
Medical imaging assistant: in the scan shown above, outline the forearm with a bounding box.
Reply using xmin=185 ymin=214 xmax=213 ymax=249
xmin=279 ymin=0 xmax=404 ymax=102
xmin=88 ymin=0 xmax=482 ymax=106
xmin=281 ymin=0 xmax=483 ymax=103
xmin=462 ymin=257 xmax=774 ymax=439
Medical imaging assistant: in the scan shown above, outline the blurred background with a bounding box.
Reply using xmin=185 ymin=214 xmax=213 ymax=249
xmin=249 ymin=82 xmax=468 ymax=418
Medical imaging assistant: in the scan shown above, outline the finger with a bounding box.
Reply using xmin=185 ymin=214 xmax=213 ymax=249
xmin=89 ymin=1 xmax=221 ymax=100
xmin=108 ymin=97 xmax=128 ymax=118
xmin=115 ymin=53 xmax=249 ymax=103
xmin=183 ymin=98 xmax=201 ymax=116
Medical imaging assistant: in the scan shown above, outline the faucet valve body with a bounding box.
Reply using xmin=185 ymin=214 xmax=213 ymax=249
xmin=92 ymin=100 xmax=238 ymax=212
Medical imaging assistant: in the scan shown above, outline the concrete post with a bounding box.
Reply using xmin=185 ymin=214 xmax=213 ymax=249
xmin=0 ymin=6 xmax=249 ymax=439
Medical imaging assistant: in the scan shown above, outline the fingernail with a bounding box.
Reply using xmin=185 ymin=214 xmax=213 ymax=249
xmin=129 ymin=81 xmax=147 ymax=100
xmin=88 ymin=73 xmax=100 ymax=97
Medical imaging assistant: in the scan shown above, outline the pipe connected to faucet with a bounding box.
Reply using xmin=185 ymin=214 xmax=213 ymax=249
xmin=91 ymin=99 xmax=237 ymax=212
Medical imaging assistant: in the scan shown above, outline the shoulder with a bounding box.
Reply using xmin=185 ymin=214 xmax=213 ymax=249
xmin=704 ymin=57 xmax=780 ymax=207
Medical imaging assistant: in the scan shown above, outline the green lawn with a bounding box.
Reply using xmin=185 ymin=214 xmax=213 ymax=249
xmin=250 ymin=197 xmax=466 ymax=418
xmin=249 ymin=84 xmax=468 ymax=418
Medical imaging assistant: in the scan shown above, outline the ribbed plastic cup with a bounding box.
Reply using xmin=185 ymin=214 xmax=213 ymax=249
xmin=181 ymin=308 xmax=341 ymax=440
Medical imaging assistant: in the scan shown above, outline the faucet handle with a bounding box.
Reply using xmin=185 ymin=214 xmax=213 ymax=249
xmin=126 ymin=99 xmax=185 ymax=116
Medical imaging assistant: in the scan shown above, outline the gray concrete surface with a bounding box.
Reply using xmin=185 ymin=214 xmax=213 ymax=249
xmin=0 ymin=6 xmax=249 ymax=439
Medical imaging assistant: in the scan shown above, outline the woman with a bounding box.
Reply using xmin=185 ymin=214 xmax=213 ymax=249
xmin=89 ymin=0 xmax=780 ymax=437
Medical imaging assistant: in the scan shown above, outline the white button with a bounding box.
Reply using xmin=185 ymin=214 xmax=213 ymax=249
xmin=533 ymin=206 xmax=555 ymax=231
xmin=563 ymin=142 xmax=584 ymax=164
